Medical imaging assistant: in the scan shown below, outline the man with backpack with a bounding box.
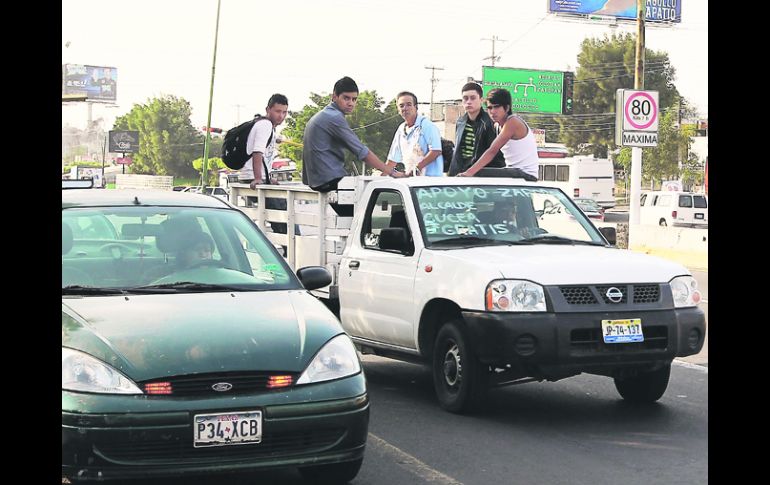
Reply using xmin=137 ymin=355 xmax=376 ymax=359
xmin=385 ymin=91 xmax=443 ymax=177
xmin=237 ymin=93 xmax=289 ymax=189
xmin=232 ymin=93 xmax=297 ymax=241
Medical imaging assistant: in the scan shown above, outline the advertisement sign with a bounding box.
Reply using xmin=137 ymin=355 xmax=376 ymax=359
xmin=482 ymin=66 xmax=574 ymax=115
xmin=548 ymin=0 xmax=681 ymax=24
xmin=62 ymin=64 xmax=118 ymax=102
xmin=109 ymin=131 xmax=140 ymax=153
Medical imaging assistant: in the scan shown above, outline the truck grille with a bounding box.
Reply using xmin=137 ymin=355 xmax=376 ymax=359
xmin=633 ymin=285 xmax=660 ymax=303
xmin=560 ymin=286 xmax=598 ymax=305
xmin=559 ymin=284 xmax=662 ymax=306
xmin=94 ymin=428 xmax=345 ymax=464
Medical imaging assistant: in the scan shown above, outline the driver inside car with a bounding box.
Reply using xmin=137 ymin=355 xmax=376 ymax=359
xmin=177 ymin=231 xmax=214 ymax=268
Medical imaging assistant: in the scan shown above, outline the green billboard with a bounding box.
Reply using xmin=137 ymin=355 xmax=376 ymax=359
xmin=482 ymin=66 xmax=574 ymax=115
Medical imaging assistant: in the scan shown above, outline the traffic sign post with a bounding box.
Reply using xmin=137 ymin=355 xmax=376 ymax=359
xmin=615 ymin=89 xmax=659 ymax=147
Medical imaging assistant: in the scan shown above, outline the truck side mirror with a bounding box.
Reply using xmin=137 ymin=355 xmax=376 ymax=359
xmin=599 ymin=226 xmax=616 ymax=245
xmin=379 ymin=227 xmax=409 ymax=252
xmin=296 ymin=266 xmax=332 ymax=291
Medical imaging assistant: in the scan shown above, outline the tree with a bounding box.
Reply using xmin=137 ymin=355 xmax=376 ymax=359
xmin=113 ymin=95 xmax=202 ymax=178
xmin=558 ymin=33 xmax=680 ymax=158
xmin=191 ymin=156 xmax=226 ymax=185
xmin=278 ymin=91 xmax=402 ymax=175
xmin=614 ymin=108 xmax=697 ymax=188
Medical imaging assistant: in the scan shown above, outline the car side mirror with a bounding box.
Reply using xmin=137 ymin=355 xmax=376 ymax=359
xmin=296 ymin=266 xmax=332 ymax=291
xmin=599 ymin=226 xmax=616 ymax=245
xmin=379 ymin=227 xmax=409 ymax=252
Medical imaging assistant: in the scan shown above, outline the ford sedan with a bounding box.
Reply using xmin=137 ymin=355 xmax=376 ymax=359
xmin=62 ymin=189 xmax=368 ymax=483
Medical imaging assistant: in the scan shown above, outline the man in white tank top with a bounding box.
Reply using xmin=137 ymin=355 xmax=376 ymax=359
xmin=457 ymin=88 xmax=539 ymax=181
xmin=499 ymin=113 xmax=539 ymax=178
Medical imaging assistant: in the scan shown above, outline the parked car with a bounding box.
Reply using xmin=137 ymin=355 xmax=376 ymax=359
xmin=639 ymin=191 xmax=708 ymax=227
xmin=573 ymin=197 xmax=605 ymax=222
xmin=172 ymin=185 xmax=189 ymax=192
xmin=62 ymin=189 xmax=368 ymax=483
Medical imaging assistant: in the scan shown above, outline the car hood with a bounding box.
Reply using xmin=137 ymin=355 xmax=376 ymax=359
xmin=61 ymin=291 xmax=342 ymax=382
xmin=430 ymin=245 xmax=688 ymax=285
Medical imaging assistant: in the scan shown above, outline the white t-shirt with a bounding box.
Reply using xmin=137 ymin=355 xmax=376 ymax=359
xmin=238 ymin=119 xmax=276 ymax=182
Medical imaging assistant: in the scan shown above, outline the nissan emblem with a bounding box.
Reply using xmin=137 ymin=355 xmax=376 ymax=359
xmin=606 ymin=287 xmax=623 ymax=303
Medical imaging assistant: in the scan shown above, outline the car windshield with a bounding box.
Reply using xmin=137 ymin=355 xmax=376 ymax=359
xmin=412 ymin=185 xmax=605 ymax=247
xmin=62 ymin=206 xmax=299 ymax=293
xmin=575 ymin=199 xmax=600 ymax=211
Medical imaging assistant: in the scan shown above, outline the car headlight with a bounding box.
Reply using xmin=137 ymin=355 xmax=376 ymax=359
xmin=670 ymin=275 xmax=702 ymax=308
xmin=486 ymin=280 xmax=547 ymax=312
xmin=296 ymin=334 xmax=361 ymax=385
xmin=62 ymin=348 xmax=142 ymax=394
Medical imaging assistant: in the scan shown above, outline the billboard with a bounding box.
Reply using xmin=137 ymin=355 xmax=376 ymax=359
xmin=109 ymin=131 xmax=140 ymax=153
xmin=481 ymin=66 xmax=574 ymax=115
xmin=548 ymin=0 xmax=682 ymax=23
xmin=62 ymin=64 xmax=118 ymax=102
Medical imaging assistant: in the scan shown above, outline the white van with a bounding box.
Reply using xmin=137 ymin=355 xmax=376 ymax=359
xmin=639 ymin=191 xmax=708 ymax=227
xmin=537 ymin=156 xmax=615 ymax=208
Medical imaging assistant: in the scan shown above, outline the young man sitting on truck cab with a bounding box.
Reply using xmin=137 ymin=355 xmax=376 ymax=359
xmin=301 ymin=76 xmax=406 ymax=194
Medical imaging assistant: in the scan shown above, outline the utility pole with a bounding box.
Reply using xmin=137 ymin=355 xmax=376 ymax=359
xmin=424 ymin=65 xmax=444 ymax=121
xmin=201 ymin=0 xmax=222 ymax=190
xmin=629 ymin=0 xmax=646 ymax=227
xmin=232 ymin=104 xmax=245 ymax=125
xmin=482 ymin=36 xmax=506 ymax=66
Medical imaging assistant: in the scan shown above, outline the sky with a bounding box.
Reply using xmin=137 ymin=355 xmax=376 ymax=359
xmin=62 ymin=0 xmax=707 ymax=133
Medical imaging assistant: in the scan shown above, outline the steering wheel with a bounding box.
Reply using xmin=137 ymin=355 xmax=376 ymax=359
xmin=187 ymin=259 xmax=226 ymax=269
xmin=99 ymin=242 xmax=137 ymax=257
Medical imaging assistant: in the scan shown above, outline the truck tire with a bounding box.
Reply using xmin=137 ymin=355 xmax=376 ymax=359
xmin=298 ymin=457 xmax=363 ymax=484
xmin=432 ymin=320 xmax=489 ymax=413
xmin=614 ymin=364 xmax=671 ymax=403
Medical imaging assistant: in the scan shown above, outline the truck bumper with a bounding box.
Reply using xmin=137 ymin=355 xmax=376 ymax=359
xmin=461 ymin=307 xmax=705 ymax=378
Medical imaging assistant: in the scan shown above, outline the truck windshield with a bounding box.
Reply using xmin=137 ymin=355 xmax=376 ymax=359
xmin=412 ymin=185 xmax=606 ymax=247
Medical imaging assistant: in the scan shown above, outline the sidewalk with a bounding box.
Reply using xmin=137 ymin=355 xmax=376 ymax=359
xmin=629 ymin=246 xmax=708 ymax=271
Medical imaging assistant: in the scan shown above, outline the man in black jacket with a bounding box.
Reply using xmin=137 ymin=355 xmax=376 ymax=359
xmin=448 ymin=82 xmax=505 ymax=176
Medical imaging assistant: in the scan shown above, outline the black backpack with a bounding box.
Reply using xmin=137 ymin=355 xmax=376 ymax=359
xmin=221 ymin=116 xmax=273 ymax=170
xmin=441 ymin=138 xmax=454 ymax=172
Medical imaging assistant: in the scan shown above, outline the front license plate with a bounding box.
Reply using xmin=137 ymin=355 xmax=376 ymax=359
xmin=695 ymin=213 xmax=704 ymax=219
xmin=194 ymin=410 xmax=262 ymax=448
xmin=602 ymin=318 xmax=644 ymax=344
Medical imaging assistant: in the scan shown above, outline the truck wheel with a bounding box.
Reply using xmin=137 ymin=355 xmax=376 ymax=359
xmin=299 ymin=457 xmax=363 ymax=484
xmin=614 ymin=364 xmax=670 ymax=403
xmin=432 ymin=321 xmax=489 ymax=413
xmin=659 ymin=218 xmax=667 ymax=227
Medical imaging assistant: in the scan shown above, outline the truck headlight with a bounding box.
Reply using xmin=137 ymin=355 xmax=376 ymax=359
xmin=486 ymin=280 xmax=546 ymax=312
xmin=670 ymin=276 xmax=702 ymax=308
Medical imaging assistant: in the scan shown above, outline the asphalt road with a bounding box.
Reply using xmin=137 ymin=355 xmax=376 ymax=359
xmin=129 ymin=355 xmax=707 ymax=485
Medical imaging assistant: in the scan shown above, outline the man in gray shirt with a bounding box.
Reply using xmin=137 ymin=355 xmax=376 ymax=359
xmin=302 ymin=76 xmax=405 ymax=193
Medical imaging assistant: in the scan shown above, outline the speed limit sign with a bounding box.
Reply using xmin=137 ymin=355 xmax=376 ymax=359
xmin=616 ymin=89 xmax=659 ymax=147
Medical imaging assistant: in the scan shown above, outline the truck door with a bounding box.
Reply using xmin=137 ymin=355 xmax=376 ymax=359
xmin=339 ymin=189 xmax=420 ymax=349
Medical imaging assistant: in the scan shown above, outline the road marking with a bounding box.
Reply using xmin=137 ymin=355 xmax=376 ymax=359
xmin=368 ymin=432 xmax=463 ymax=485
xmin=673 ymin=360 xmax=708 ymax=373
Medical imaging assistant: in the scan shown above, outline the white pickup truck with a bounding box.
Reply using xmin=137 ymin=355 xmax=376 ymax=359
xmin=230 ymin=177 xmax=706 ymax=413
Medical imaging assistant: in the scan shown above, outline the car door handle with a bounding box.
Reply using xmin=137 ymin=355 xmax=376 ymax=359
xmin=349 ymin=260 xmax=360 ymax=269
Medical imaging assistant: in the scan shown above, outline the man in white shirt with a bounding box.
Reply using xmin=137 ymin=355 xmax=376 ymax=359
xmin=238 ymin=94 xmax=288 ymax=189
xmin=238 ymin=94 xmax=298 ymax=242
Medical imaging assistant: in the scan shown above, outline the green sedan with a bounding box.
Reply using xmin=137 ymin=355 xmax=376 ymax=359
xmin=62 ymin=189 xmax=368 ymax=483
